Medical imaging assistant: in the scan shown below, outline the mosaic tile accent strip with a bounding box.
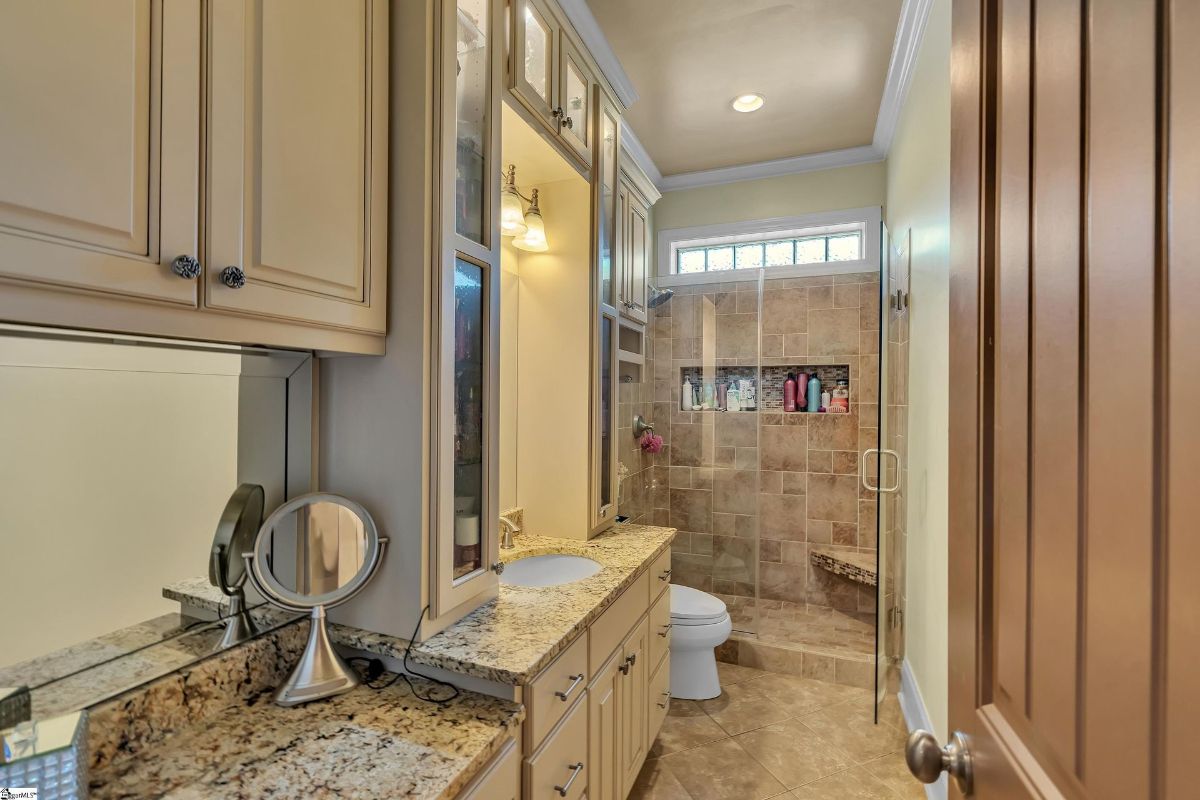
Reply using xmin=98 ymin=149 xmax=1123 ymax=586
xmin=678 ymin=365 xmax=850 ymax=411
xmin=0 ymin=712 xmax=87 ymax=800
xmin=810 ymin=548 xmax=878 ymax=588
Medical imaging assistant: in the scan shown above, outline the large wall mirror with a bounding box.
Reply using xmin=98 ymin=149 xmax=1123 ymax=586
xmin=0 ymin=324 xmax=313 ymax=717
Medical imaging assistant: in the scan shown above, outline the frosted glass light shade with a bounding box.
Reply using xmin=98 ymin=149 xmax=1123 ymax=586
xmin=512 ymin=209 xmax=548 ymax=252
xmin=500 ymin=186 xmax=528 ymax=236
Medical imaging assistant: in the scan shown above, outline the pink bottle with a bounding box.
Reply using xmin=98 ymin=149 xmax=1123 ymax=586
xmin=796 ymin=372 xmax=808 ymax=410
xmin=783 ymin=373 xmax=797 ymax=412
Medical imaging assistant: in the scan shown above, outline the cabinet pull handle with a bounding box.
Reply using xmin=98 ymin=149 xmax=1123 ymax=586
xmin=659 ymin=569 xmax=672 ymax=581
xmin=658 ymin=624 xmax=671 ymax=637
xmin=658 ymin=690 xmax=671 ymax=709
xmin=219 ymin=266 xmax=246 ymax=289
xmin=555 ymin=674 xmax=584 ymax=701
xmin=554 ymin=762 xmax=584 ymax=797
xmin=171 ymin=255 xmax=201 ymax=280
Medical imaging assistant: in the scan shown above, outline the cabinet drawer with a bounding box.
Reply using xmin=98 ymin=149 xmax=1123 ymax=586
xmin=526 ymin=633 xmax=589 ymax=751
xmin=648 ymin=654 xmax=671 ymax=743
xmin=526 ymin=696 xmax=588 ymax=800
xmin=588 ymin=571 xmax=649 ymax=675
xmin=458 ymin=737 xmax=520 ymax=800
xmin=648 ymin=548 xmax=672 ymax=601
xmin=647 ymin=588 xmax=671 ymax=671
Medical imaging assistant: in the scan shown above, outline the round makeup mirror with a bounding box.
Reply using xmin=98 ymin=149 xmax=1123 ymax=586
xmin=244 ymin=493 xmax=387 ymax=706
xmin=209 ymin=483 xmax=265 ymax=649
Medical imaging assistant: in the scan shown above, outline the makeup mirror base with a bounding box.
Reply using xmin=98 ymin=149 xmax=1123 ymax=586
xmin=275 ymin=606 xmax=359 ymax=708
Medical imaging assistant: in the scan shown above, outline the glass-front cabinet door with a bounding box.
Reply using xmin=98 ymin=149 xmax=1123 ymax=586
xmin=511 ymin=0 xmax=557 ymax=131
xmin=592 ymin=93 xmax=621 ymax=534
xmin=592 ymin=311 xmax=618 ymax=532
xmin=434 ymin=0 xmax=502 ymax=617
xmin=559 ymin=39 xmax=593 ymax=166
xmin=596 ymin=97 xmax=620 ymax=312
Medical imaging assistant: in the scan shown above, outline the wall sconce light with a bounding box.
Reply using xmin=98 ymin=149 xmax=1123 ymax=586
xmin=501 ymin=164 xmax=550 ymax=252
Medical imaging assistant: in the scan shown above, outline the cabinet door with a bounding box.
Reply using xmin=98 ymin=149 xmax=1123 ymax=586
xmin=594 ymin=99 xmax=620 ymax=313
xmin=591 ymin=311 xmax=618 ymax=534
xmin=511 ymin=0 xmax=558 ymax=132
xmin=618 ymin=617 xmax=650 ymax=796
xmin=613 ymin=182 xmax=630 ymax=310
xmin=622 ymin=191 xmax=649 ymax=324
xmin=206 ymin=0 xmax=387 ymax=333
xmin=587 ymin=655 xmax=622 ymax=800
xmin=434 ymin=0 xmax=504 ymax=617
xmin=558 ymin=39 xmax=593 ymax=167
xmin=0 ymin=0 xmax=199 ymax=306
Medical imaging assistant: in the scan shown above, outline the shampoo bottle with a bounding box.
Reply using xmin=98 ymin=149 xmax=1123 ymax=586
xmin=681 ymin=378 xmax=692 ymax=411
xmin=806 ymin=374 xmax=821 ymax=413
xmin=783 ymin=374 xmax=797 ymax=412
xmin=728 ymin=385 xmax=742 ymax=411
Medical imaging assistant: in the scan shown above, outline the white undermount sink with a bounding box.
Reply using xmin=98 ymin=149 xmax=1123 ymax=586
xmin=500 ymin=554 xmax=602 ymax=587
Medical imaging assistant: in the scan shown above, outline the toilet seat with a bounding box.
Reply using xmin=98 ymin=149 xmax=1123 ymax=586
xmin=669 ymin=584 xmax=728 ymax=626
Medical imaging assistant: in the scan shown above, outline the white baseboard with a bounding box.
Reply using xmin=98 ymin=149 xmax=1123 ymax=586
xmin=899 ymin=659 xmax=948 ymax=800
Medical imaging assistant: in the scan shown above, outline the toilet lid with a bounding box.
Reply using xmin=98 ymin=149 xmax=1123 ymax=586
xmin=670 ymin=584 xmax=727 ymax=622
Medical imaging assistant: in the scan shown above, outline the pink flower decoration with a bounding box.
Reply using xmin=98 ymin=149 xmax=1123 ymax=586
xmin=640 ymin=432 xmax=664 ymax=454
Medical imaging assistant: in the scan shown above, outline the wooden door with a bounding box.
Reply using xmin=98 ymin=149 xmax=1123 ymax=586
xmin=206 ymin=0 xmax=387 ymax=333
xmin=614 ymin=182 xmax=631 ymax=309
xmin=618 ymin=617 xmax=649 ymax=796
xmin=0 ymin=0 xmax=199 ymax=306
xmin=558 ymin=38 xmax=593 ymax=167
xmin=622 ymin=190 xmax=649 ymax=324
xmin=588 ymin=655 xmax=621 ymax=800
xmin=510 ymin=0 xmax=559 ymax=133
xmin=940 ymin=1 xmax=1199 ymax=797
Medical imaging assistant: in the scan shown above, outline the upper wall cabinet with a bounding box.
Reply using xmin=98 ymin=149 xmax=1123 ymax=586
xmin=0 ymin=0 xmax=388 ymax=355
xmin=206 ymin=0 xmax=388 ymax=334
xmin=0 ymin=1 xmax=200 ymax=306
xmin=616 ymin=157 xmax=661 ymax=327
xmin=509 ymin=0 xmax=592 ymax=168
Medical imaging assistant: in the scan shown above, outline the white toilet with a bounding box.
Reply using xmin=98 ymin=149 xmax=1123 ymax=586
xmin=668 ymin=584 xmax=733 ymax=700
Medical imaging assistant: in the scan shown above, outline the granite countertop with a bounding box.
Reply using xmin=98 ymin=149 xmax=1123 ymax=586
xmin=407 ymin=522 xmax=676 ymax=685
xmin=88 ymin=620 xmax=524 ymax=800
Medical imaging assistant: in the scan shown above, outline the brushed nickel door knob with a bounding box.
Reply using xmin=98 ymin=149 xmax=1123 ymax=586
xmin=171 ymin=255 xmax=201 ymax=279
xmin=905 ymin=730 xmax=973 ymax=795
xmin=220 ymin=266 xmax=246 ymax=289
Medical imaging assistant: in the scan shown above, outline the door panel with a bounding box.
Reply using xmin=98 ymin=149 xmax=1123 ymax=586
xmin=559 ymin=39 xmax=592 ymax=165
xmin=0 ymin=0 xmax=199 ymax=305
xmin=206 ymin=0 xmax=386 ymax=332
xmin=588 ymin=655 xmax=621 ymax=800
xmin=618 ymin=617 xmax=648 ymax=796
xmin=949 ymin=0 xmax=1197 ymax=797
xmin=511 ymin=0 xmax=557 ymax=131
xmin=623 ymin=191 xmax=648 ymax=324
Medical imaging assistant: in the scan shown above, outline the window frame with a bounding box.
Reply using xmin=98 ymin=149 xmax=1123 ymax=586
xmin=656 ymin=206 xmax=882 ymax=286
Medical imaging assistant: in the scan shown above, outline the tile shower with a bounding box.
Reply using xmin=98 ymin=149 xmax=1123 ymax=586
xmin=619 ymin=270 xmax=886 ymax=688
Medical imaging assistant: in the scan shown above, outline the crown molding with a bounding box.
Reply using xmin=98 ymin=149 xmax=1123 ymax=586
xmin=657 ymin=145 xmax=884 ymax=192
xmin=873 ymin=0 xmax=934 ymax=154
xmin=619 ymin=121 xmax=663 ymax=187
xmin=556 ymin=0 xmax=639 ymax=109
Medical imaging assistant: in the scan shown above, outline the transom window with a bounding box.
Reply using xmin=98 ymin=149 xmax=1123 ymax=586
xmin=675 ymin=229 xmax=864 ymax=274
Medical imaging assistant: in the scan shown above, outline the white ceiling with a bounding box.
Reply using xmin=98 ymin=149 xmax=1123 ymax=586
xmin=586 ymin=0 xmax=903 ymax=176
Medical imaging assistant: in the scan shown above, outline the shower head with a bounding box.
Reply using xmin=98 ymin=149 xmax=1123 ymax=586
xmin=647 ymin=285 xmax=674 ymax=308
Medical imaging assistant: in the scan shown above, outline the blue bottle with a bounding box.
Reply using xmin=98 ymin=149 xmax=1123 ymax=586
xmin=806 ymin=374 xmax=821 ymax=413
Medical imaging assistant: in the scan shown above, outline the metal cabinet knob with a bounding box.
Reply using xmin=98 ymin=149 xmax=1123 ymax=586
xmin=220 ymin=266 xmax=246 ymax=289
xmin=552 ymin=106 xmax=564 ymax=119
xmin=562 ymin=116 xmax=574 ymax=130
xmin=905 ymin=730 xmax=973 ymax=796
xmin=619 ymin=653 xmax=636 ymax=675
xmin=171 ymin=255 xmax=201 ymax=279
xmin=554 ymin=762 xmax=584 ymax=797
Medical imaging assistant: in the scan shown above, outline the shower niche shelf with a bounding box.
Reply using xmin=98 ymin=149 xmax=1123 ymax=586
xmin=678 ymin=364 xmax=851 ymax=411
xmin=810 ymin=547 xmax=877 ymax=588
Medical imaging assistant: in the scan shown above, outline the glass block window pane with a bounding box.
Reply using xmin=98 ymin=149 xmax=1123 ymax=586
xmin=735 ymin=244 xmax=763 ymax=269
xmin=707 ymin=246 xmax=734 ymax=270
xmin=828 ymin=233 xmax=862 ymax=261
xmin=764 ymin=240 xmax=794 ymax=266
xmin=795 ymin=238 xmax=826 ymax=264
xmin=679 ymin=249 xmax=706 ymax=273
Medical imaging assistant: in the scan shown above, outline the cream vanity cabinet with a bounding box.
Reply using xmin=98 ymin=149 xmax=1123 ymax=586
xmin=522 ymin=554 xmax=672 ymax=800
xmin=509 ymin=0 xmax=594 ymax=168
xmin=615 ymin=158 xmax=660 ymax=326
xmin=0 ymin=0 xmax=388 ymax=354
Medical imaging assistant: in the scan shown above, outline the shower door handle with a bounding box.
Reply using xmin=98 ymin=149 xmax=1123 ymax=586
xmin=860 ymin=449 xmax=901 ymax=494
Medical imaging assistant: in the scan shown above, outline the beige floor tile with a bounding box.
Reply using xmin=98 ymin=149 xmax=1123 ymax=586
xmin=796 ymin=700 xmax=907 ymax=764
xmin=650 ymin=700 xmax=730 ymax=757
xmin=787 ymin=767 xmax=899 ymax=799
xmin=736 ymin=718 xmax=854 ymax=789
xmin=628 ymin=757 xmax=693 ymax=800
xmin=717 ymin=662 xmax=770 ymax=686
xmin=661 ymin=738 xmax=787 ymax=800
xmin=862 ymin=753 xmax=927 ymax=799
xmin=743 ymin=673 xmax=869 ymax=717
xmin=699 ymin=682 xmax=793 ymax=736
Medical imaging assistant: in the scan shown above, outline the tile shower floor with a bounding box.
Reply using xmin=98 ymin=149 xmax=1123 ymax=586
xmin=718 ymin=595 xmax=877 ymax=660
xmin=629 ymin=664 xmax=921 ymax=800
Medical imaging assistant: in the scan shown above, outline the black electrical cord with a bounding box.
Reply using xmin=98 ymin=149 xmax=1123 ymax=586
xmin=347 ymin=605 xmax=460 ymax=705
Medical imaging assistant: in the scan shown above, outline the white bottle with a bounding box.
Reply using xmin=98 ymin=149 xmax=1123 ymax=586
xmin=820 ymin=390 xmax=831 ymax=412
xmin=727 ymin=385 xmax=742 ymax=412
xmin=681 ymin=378 xmax=693 ymax=411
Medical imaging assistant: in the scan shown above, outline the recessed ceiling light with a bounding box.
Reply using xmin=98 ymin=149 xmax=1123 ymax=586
xmin=731 ymin=93 xmax=765 ymax=113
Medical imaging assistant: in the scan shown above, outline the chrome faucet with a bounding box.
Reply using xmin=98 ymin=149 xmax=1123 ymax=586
xmin=499 ymin=515 xmax=522 ymax=549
